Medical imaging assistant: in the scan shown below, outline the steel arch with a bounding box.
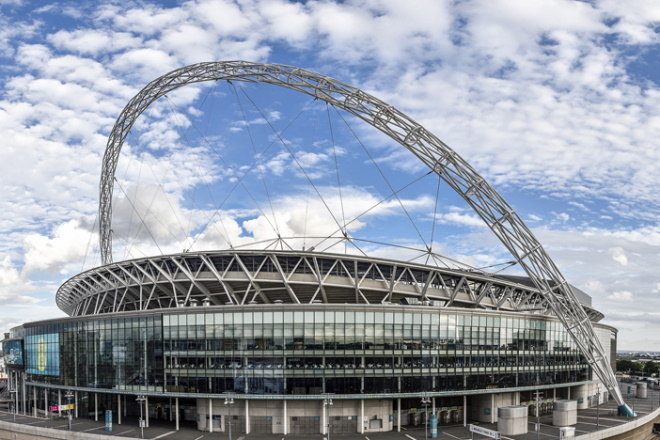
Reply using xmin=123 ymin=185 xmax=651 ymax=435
xmin=99 ymin=60 xmax=628 ymax=411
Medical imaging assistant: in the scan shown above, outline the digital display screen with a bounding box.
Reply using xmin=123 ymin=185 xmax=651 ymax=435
xmin=26 ymin=333 xmax=60 ymax=376
xmin=3 ymin=340 xmax=23 ymax=366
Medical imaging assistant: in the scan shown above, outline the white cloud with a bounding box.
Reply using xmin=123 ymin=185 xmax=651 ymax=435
xmin=608 ymin=290 xmax=633 ymax=301
xmin=22 ymin=220 xmax=96 ymax=275
xmin=608 ymin=247 xmax=629 ymax=266
xmin=0 ymin=257 xmax=39 ymax=304
xmin=0 ymin=0 xmax=658 ymax=351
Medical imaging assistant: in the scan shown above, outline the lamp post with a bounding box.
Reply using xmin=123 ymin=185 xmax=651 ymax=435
xmin=224 ymin=396 xmax=235 ymax=440
xmin=421 ymin=395 xmax=431 ymax=440
xmin=64 ymin=391 xmax=74 ymax=430
xmin=323 ymin=396 xmax=333 ymax=440
xmin=533 ymin=390 xmax=543 ymax=440
xmin=136 ymin=395 xmax=147 ymax=439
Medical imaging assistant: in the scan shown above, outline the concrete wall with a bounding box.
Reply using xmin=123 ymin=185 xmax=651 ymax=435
xmin=575 ymin=406 xmax=660 ymax=440
xmin=195 ymin=398 xmax=392 ymax=434
xmin=471 ymin=392 xmax=519 ymax=423
xmin=0 ymin=420 xmax=134 ymax=440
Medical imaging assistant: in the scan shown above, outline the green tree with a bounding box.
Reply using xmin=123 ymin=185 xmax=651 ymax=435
xmin=643 ymin=361 xmax=659 ymax=377
xmin=617 ymin=359 xmax=634 ymax=372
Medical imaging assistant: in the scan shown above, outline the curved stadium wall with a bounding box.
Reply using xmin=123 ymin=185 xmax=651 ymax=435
xmin=3 ymin=250 xmax=615 ymax=434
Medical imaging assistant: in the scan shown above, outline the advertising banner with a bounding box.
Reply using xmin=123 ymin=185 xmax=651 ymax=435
xmin=3 ymin=340 xmax=23 ymax=366
xmin=26 ymin=333 xmax=60 ymax=376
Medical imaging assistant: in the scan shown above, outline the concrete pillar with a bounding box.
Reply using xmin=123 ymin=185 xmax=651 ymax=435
xmin=245 ymin=399 xmax=249 ymax=434
xmin=118 ymin=395 xmax=122 ymax=425
xmin=21 ymin=372 xmax=26 ymax=415
xmin=283 ymin=400 xmax=288 ymax=435
xmin=58 ymin=390 xmax=62 ymax=410
xmin=74 ymin=391 xmax=78 ymax=418
xmin=95 ymin=394 xmax=98 ymax=422
xmin=360 ymin=399 xmax=364 ymax=434
xmin=463 ymin=395 xmax=467 ymax=427
xmin=146 ymin=396 xmax=149 ymax=428
xmin=491 ymin=394 xmax=495 ymax=423
xmin=322 ymin=400 xmax=326 ymax=435
xmin=169 ymin=398 xmax=172 ymax=422
xmin=397 ymin=398 xmax=401 ymax=432
xmin=209 ymin=398 xmax=213 ymax=433
xmin=33 ymin=387 xmax=37 ymax=417
xmin=175 ymin=398 xmax=180 ymax=431
xmin=44 ymin=388 xmax=48 ymax=415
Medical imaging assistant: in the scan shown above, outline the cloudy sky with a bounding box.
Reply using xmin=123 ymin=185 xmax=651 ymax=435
xmin=0 ymin=0 xmax=659 ymax=350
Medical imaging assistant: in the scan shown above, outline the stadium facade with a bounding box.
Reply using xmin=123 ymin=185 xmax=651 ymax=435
xmin=1 ymin=61 xmax=625 ymax=434
xmin=2 ymin=249 xmax=616 ymax=434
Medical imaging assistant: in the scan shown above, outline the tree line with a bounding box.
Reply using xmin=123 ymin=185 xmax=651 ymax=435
xmin=617 ymin=359 xmax=660 ymax=376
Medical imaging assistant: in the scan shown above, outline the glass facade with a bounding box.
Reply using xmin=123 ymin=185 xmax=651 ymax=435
xmin=19 ymin=306 xmax=589 ymax=396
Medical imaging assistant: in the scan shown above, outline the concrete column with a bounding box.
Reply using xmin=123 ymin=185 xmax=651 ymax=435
xmin=21 ymin=373 xmax=26 ymax=415
xmin=146 ymin=396 xmax=149 ymax=428
xmin=432 ymin=397 xmax=436 ymax=414
xmin=360 ymin=399 xmax=364 ymax=434
xmin=322 ymin=400 xmax=327 ymax=435
xmin=33 ymin=387 xmax=37 ymax=417
xmin=74 ymin=391 xmax=78 ymax=417
xmin=58 ymin=390 xmax=62 ymax=409
xmin=118 ymin=395 xmax=122 ymax=425
xmin=169 ymin=398 xmax=172 ymax=422
xmin=397 ymin=398 xmax=401 ymax=432
xmin=553 ymin=389 xmax=556 ymax=401
xmin=44 ymin=388 xmax=48 ymax=415
xmin=283 ymin=400 xmax=288 ymax=435
xmin=567 ymin=388 xmax=571 ymax=399
xmin=95 ymin=394 xmax=98 ymax=422
xmin=175 ymin=398 xmax=180 ymax=431
xmin=245 ymin=399 xmax=249 ymax=434
xmin=209 ymin=398 xmax=213 ymax=433
xmin=491 ymin=393 xmax=496 ymax=423
xmin=463 ymin=395 xmax=467 ymax=427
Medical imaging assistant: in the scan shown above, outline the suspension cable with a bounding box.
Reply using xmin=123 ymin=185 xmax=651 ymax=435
xmin=113 ymin=177 xmax=163 ymax=256
xmin=230 ymin=82 xmax=282 ymax=238
xmin=334 ymin=107 xmax=430 ymax=250
xmin=326 ymin=102 xmax=347 ymax=239
xmin=185 ymin=89 xmax=312 ymax=251
xmin=239 ymin=88 xmax=363 ymax=254
xmin=308 ymin=170 xmax=433 ymax=252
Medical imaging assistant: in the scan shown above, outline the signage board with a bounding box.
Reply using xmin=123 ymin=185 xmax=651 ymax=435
xmin=49 ymin=404 xmax=75 ymax=412
xmin=469 ymin=424 xmax=501 ymax=439
xmin=3 ymin=340 xmax=24 ymax=366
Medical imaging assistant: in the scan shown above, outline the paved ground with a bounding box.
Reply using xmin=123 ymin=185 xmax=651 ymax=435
xmin=0 ymin=383 xmax=657 ymax=440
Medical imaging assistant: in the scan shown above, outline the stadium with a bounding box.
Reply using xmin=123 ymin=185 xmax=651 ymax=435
xmin=1 ymin=61 xmax=630 ymax=436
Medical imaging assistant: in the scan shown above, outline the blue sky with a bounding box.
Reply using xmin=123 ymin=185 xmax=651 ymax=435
xmin=0 ymin=0 xmax=659 ymax=350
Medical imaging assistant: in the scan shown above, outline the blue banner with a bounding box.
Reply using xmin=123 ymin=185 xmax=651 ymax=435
xmin=26 ymin=333 xmax=60 ymax=376
xmin=105 ymin=410 xmax=113 ymax=431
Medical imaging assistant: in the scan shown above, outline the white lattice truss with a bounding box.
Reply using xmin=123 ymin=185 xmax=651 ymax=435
xmin=56 ymin=250 xmax=604 ymax=320
xmin=95 ymin=61 xmax=625 ymax=406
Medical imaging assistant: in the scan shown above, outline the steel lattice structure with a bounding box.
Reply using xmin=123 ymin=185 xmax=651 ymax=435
xmin=56 ymin=250 xmax=605 ymax=320
xmin=97 ymin=61 xmax=629 ymax=411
